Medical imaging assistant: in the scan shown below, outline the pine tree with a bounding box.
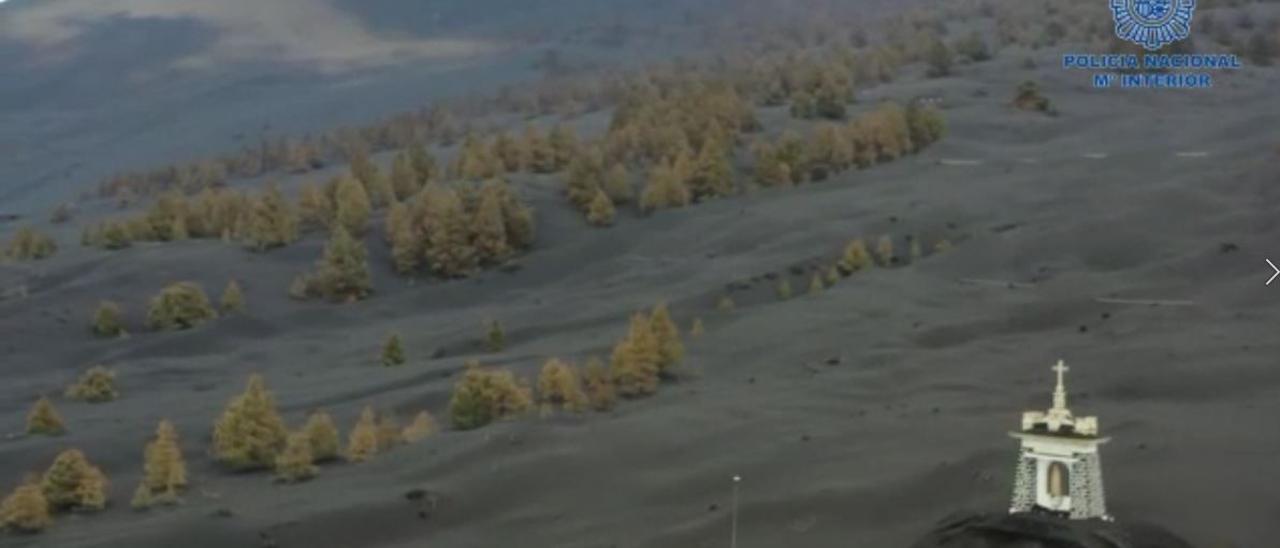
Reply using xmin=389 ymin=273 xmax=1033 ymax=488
xmin=298 ymin=182 xmax=334 ymax=229
xmin=91 ymin=301 xmax=126 ymax=338
xmin=381 ymin=333 xmax=406 ymax=367
xmin=244 ymin=185 xmax=299 ymax=251
xmin=220 ymin=279 xmax=245 ymax=313
xmin=649 ymin=302 xmax=684 ymax=376
xmin=147 ymin=282 xmax=217 ymax=330
xmin=491 ymin=132 xmax=524 ymax=172
xmin=876 ymin=235 xmax=895 ymax=266
xmin=375 ymin=411 xmax=403 ymax=451
xmin=925 ymin=38 xmax=954 ymax=77
xmin=603 ymin=163 xmax=633 ymax=204
xmin=838 ymin=239 xmax=873 ymax=275
xmin=302 ymin=411 xmax=341 ymax=462
xmin=26 ymin=397 xmax=65 ymax=436
xmin=610 ymin=313 xmax=662 ymax=398
xmin=211 ymin=374 xmax=288 ymax=470
xmin=350 ymin=148 xmax=394 ymax=208
xmin=408 ymin=139 xmax=438 ymax=185
xmin=752 ymin=142 xmax=792 ymax=188
xmin=402 ymin=411 xmax=439 ymax=443
xmin=64 ymin=366 xmax=118 ymax=403
xmin=825 ymin=265 xmax=841 ymax=285
xmin=582 ymin=357 xmax=616 ymax=412
xmin=537 ymin=358 xmax=588 ymax=412
xmin=333 ymin=174 xmax=373 ymax=236
xmin=525 ymin=126 xmax=557 ymax=173
xmin=448 ymin=363 xmax=532 ymax=430
xmin=0 ymin=482 xmax=52 ymax=532
xmin=471 ymin=183 xmax=512 ymax=265
xmin=309 ymin=226 xmax=373 ymax=302
xmin=586 ymin=189 xmax=616 ymax=227
xmin=3 ymin=227 xmax=57 ymax=261
xmin=390 ymin=152 xmax=421 ymax=201
xmin=906 ymin=103 xmax=947 ymax=151
xmin=346 ymin=406 xmax=379 ymax=462
xmin=275 ymin=432 xmax=318 ymax=483
xmin=41 ymin=449 xmax=107 ymax=512
xmin=565 ymin=149 xmax=604 ymax=210
xmin=809 ymin=273 xmax=826 ymax=295
xmin=639 ymin=161 xmax=691 ymax=213
xmin=495 ymin=183 xmax=537 ymax=250
xmin=690 ymin=318 xmax=705 ymax=337
xmin=139 ymin=420 xmax=186 ymax=504
xmin=548 ymin=124 xmax=579 ymax=170
xmin=485 ymin=320 xmax=505 ymax=352
xmin=421 ymin=185 xmax=476 ymax=278
xmin=688 ymin=139 xmax=734 ymax=201
xmin=776 ymin=278 xmax=793 ymax=300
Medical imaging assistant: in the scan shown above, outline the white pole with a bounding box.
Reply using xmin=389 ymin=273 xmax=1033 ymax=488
xmin=730 ymin=475 xmax=741 ymax=548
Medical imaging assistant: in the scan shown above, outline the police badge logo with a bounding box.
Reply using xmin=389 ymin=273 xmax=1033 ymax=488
xmin=1111 ymin=0 xmax=1196 ymax=51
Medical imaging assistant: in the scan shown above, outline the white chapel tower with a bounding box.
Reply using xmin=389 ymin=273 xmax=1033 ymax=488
xmin=1009 ymin=360 xmax=1110 ymax=520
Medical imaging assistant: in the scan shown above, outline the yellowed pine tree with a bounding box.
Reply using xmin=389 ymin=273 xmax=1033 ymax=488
xmin=308 ymin=226 xmax=373 ymax=302
xmin=837 ymin=239 xmax=872 ymax=274
xmin=211 ymin=374 xmax=289 ymax=470
xmin=610 ymin=313 xmax=662 ymax=397
xmin=0 ymin=481 xmax=52 ymax=532
xmin=298 ymin=182 xmax=334 ymax=229
xmin=333 ymin=174 xmax=372 ymax=236
xmin=586 ymin=189 xmax=616 ymax=227
xmin=64 ymin=366 xmax=118 ymax=403
xmin=390 ymin=152 xmax=421 ymax=201
xmin=470 ymin=183 xmax=512 ymax=265
xmin=220 ymin=279 xmax=245 ymax=313
xmin=402 ymin=411 xmax=439 ymax=443
xmin=375 ymin=411 xmax=403 ymax=451
xmin=303 ymin=411 xmax=341 ymax=462
xmin=448 ymin=363 xmax=532 ymax=430
xmin=244 ymin=184 xmax=299 ymax=251
xmin=346 ymin=406 xmax=379 ymax=463
xmin=275 ymin=432 xmax=318 ymax=483
xmin=537 ymin=358 xmax=588 ymax=413
xmin=640 ymin=161 xmax=691 ymax=213
xmin=582 ymin=357 xmax=616 ymax=412
xmin=139 ymin=419 xmax=186 ymax=504
xmin=26 ymin=396 xmax=65 ymax=436
xmin=422 ymin=185 xmax=476 ymax=278
xmin=41 ymin=449 xmax=108 ymax=511
xmin=649 ymin=302 xmax=684 ymax=376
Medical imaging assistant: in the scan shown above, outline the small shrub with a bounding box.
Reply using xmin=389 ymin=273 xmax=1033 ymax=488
xmin=583 ymin=357 xmax=616 ymax=412
xmin=91 ymin=301 xmax=126 ymax=338
xmin=26 ymin=397 xmax=65 ymax=436
xmin=211 ymin=374 xmax=288 ymax=470
xmin=147 ymin=282 xmax=217 ymax=330
xmin=485 ymin=320 xmax=505 ymax=352
xmin=825 ymin=266 xmax=840 ymax=285
xmin=346 ymin=406 xmax=379 ymax=463
xmin=935 ymin=239 xmax=953 ymax=253
xmin=275 ymin=432 xmax=318 ymax=483
xmin=402 ymin=411 xmax=439 ymax=443
xmin=448 ymin=363 xmax=532 ymax=430
xmin=381 ymin=333 xmax=405 ymax=366
xmin=137 ymin=420 xmax=186 ymax=506
xmin=41 ymin=449 xmax=107 ymax=512
xmin=302 ymin=411 xmax=341 ymax=462
xmin=1 ymin=482 xmax=52 ymax=533
xmin=715 ymin=295 xmax=736 ymax=311
xmin=288 ymin=274 xmax=310 ymax=300
xmin=1013 ymin=81 xmax=1051 ymax=112
xmin=220 ymin=280 xmax=245 ymax=313
xmin=64 ymin=366 xmax=118 ymax=403
xmin=690 ymin=318 xmax=705 ymax=337
xmin=537 ymin=358 xmax=587 ymax=412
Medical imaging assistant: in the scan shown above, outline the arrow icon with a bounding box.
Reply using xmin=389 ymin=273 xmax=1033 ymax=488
xmin=1268 ymin=259 xmax=1280 ymax=286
